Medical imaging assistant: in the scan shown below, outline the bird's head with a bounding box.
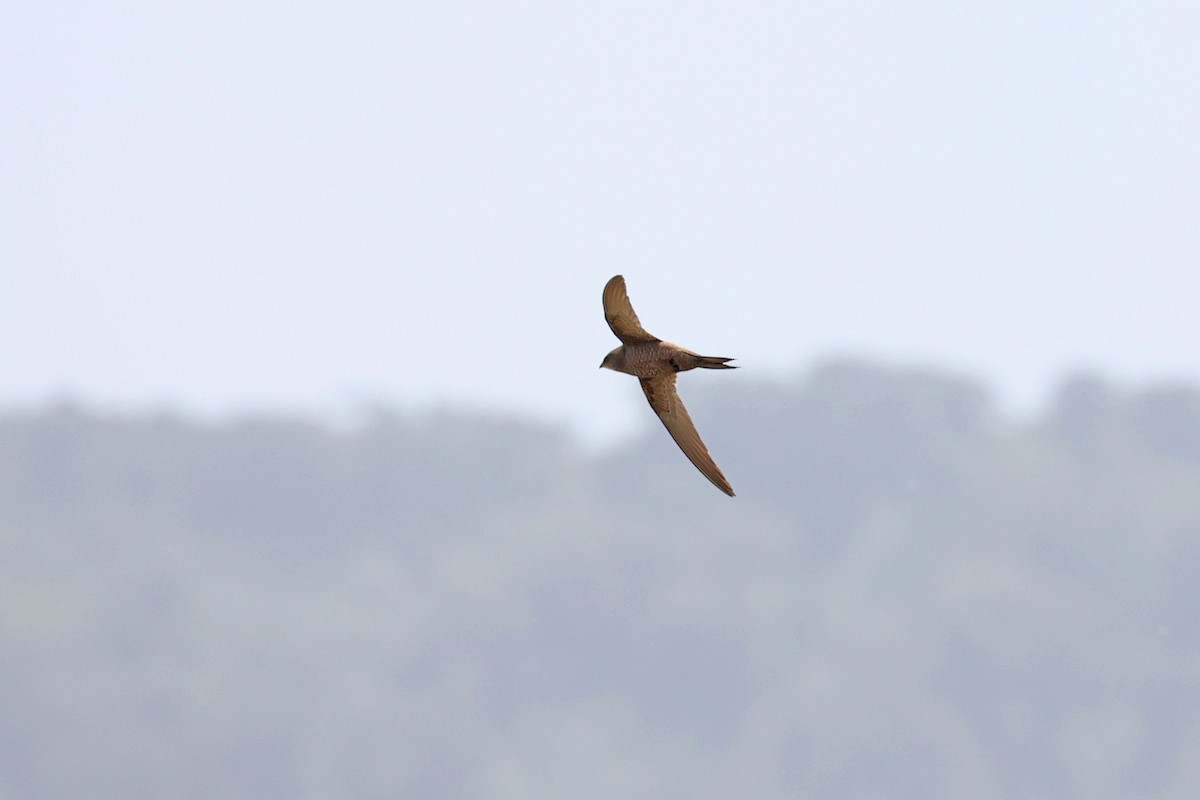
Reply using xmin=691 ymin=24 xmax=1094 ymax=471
xmin=599 ymin=348 xmax=622 ymax=371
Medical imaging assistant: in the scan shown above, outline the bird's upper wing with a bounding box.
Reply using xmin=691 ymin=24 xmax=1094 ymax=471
xmin=640 ymin=374 xmax=735 ymax=496
xmin=603 ymin=275 xmax=660 ymax=344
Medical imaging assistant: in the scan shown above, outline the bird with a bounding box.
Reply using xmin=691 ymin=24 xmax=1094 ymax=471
xmin=599 ymin=274 xmax=737 ymax=496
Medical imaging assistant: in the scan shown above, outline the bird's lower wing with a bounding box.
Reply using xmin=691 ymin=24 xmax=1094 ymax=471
xmin=640 ymin=375 xmax=735 ymax=496
xmin=603 ymin=275 xmax=660 ymax=344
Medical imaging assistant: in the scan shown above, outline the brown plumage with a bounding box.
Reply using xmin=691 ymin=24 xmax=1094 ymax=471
xmin=599 ymin=274 xmax=737 ymax=496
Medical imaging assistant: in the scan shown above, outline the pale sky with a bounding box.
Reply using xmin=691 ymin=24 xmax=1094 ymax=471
xmin=3 ymin=2 xmax=1198 ymax=442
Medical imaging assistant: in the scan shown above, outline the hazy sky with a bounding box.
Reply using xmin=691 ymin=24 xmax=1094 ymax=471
xmin=4 ymin=2 xmax=1197 ymax=441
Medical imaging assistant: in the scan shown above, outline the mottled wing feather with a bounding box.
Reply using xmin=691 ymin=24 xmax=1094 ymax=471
xmin=602 ymin=275 xmax=660 ymax=344
xmin=640 ymin=375 xmax=735 ymax=496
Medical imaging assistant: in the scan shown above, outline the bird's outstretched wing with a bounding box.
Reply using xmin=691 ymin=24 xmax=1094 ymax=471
xmin=640 ymin=374 xmax=735 ymax=496
xmin=603 ymin=275 xmax=660 ymax=344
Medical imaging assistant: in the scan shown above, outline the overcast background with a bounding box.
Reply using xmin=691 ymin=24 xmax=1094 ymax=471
xmin=3 ymin=1 xmax=1198 ymax=440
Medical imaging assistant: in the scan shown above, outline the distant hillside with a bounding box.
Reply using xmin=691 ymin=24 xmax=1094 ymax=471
xmin=2 ymin=361 xmax=1199 ymax=799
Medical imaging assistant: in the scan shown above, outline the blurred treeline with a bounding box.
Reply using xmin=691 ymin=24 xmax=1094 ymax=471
xmin=2 ymin=360 xmax=1198 ymax=799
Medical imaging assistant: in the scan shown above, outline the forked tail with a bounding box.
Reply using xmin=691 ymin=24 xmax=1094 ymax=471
xmin=696 ymin=355 xmax=737 ymax=369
